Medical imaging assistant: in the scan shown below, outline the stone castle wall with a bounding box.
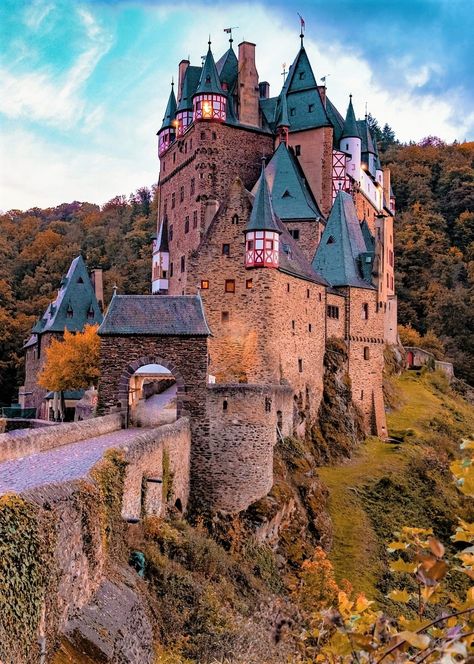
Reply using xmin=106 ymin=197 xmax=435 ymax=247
xmin=22 ymin=332 xmax=62 ymax=413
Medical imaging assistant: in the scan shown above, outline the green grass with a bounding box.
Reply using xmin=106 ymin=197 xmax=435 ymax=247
xmin=319 ymin=370 xmax=474 ymax=601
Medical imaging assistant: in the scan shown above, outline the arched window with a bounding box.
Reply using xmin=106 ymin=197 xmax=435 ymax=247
xmin=232 ymin=214 xmax=239 ymax=224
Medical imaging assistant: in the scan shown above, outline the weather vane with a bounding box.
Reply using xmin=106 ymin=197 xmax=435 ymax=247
xmin=223 ymin=26 xmax=239 ymax=46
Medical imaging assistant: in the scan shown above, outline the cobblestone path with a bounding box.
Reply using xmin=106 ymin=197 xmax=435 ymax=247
xmin=0 ymin=428 xmax=142 ymax=495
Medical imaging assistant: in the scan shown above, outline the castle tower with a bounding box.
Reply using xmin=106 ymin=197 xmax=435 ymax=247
xmin=176 ymin=65 xmax=199 ymax=136
xmin=193 ymin=41 xmax=227 ymax=122
xmin=245 ymin=164 xmax=282 ymax=268
xmin=158 ymin=82 xmax=177 ymax=156
xmin=152 ymin=216 xmax=170 ymax=294
xmin=340 ymin=95 xmax=361 ymax=183
xmin=275 ymin=93 xmax=290 ymax=146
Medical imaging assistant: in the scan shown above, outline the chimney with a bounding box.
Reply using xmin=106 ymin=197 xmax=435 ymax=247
xmin=178 ymin=59 xmax=190 ymax=102
xmin=317 ymin=85 xmax=326 ymax=107
xmin=238 ymin=41 xmax=259 ymax=127
xmin=90 ymin=268 xmax=104 ymax=311
xmin=383 ymin=167 xmax=391 ymax=209
xmin=259 ymin=81 xmax=270 ymax=99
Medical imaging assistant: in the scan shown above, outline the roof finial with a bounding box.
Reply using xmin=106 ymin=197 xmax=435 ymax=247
xmin=113 ymin=284 xmax=118 ymax=297
xmin=171 ymin=77 xmax=174 ymax=88
xmin=349 ymin=93 xmax=352 ymax=100
xmin=365 ymin=101 xmax=368 ymax=120
xmin=224 ymin=26 xmax=238 ymax=47
xmin=297 ymin=13 xmax=305 ymax=47
xmin=208 ymin=35 xmax=211 ymax=49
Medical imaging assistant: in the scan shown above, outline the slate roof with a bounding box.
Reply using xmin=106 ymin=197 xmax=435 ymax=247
xmin=195 ymin=46 xmax=223 ymax=96
xmin=156 ymin=216 xmax=169 ymax=252
xmin=246 ymin=164 xmax=282 ymax=234
xmin=159 ymin=84 xmax=177 ymax=132
xmin=30 ymin=256 xmax=103 ymax=337
xmin=341 ymin=96 xmax=360 ymax=140
xmin=216 ymin=46 xmax=238 ymax=92
xmin=177 ymin=66 xmax=202 ymax=112
xmin=325 ymin=96 xmax=345 ymax=145
xmin=255 ymin=142 xmax=323 ymax=222
xmin=45 ymin=390 xmax=85 ymax=401
xmin=360 ymin=218 xmax=375 ymax=251
xmin=312 ymin=191 xmax=375 ymax=289
xmin=357 ymin=119 xmax=376 ymax=154
xmin=98 ymin=295 xmax=211 ymax=336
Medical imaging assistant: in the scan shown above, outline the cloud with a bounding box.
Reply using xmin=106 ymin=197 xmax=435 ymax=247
xmin=0 ymin=4 xmax=113 ymax=129
xmin=23 ymin=0 xmax=54 ymax=30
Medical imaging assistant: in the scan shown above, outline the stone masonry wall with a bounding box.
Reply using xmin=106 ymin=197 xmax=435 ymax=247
xmin=192 ymin=384 xmax=293 ymax=513
xmin=120 ymin=417 xmax=191 ymax=521
xmin=0 ymin=413 xmax=122 ymax=463
xmin=326 ymin=291 xmax=346 ymax=339
xmin=346 ymin=287 xmax=387 ymax=437
xmin=158 ymin=121 xmax=273 ymax=295
xmin=22 ymin=332 xmax=61 ymax=413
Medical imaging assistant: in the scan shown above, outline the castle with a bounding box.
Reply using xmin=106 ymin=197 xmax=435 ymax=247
xmin=19 ymin=29 xmax=398 ymax=514
xmin=149 ymin=31 xmax=396 ymax=439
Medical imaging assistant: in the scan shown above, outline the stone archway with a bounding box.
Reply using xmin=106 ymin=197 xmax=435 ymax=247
xmin=117 ymin=355 xmax=186 ymax=419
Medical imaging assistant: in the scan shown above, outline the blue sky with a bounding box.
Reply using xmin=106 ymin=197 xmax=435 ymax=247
xmin=1 ymin=0 xmax=473 ymax=211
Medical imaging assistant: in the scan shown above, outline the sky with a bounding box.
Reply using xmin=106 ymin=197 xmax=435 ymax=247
xmin=1 ymin=0 xmax=473 ymax=211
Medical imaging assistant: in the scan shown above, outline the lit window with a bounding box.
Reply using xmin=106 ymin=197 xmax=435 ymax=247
xmin=225 ymin=279 xmax=235 ymax=293
xmin=222 ymin=244 xmax=230 ymax=256
xmin=201 ymin=280 xmax=209 ymax=290
xmin=246 ymin=279 xmax=253 ymax=289
xmin=265 ymin=239 xmax=273 ymax=249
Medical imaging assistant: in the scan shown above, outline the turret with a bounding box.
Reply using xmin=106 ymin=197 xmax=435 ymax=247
xmin=275 ymin=93 xmax=290 ymax=146
xmin=245 ymin=164 xmax=282 ymax=269
xmin=176 ymin=67 xmax=195 ymax=136
xmin=193 ymin=40 xmax=227 ymax=122
xmin=340 ymin=95 xmax=361 ymax=183
xmin=158 ymin=83 xmax=177 ymax=156
xmin=152 ymin=217 xmax=170 ymax=294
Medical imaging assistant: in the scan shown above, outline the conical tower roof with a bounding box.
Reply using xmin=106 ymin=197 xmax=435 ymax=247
xmin=156 ymin=216 xmax=169 ymax=252
xmin=341 ymin=95 xmax=360 ymax=140
xmin=276 ymin=93 xmax=290 ymax=128
xmin=246 ymin=164 xmax=282 ymax=234
xmin=177 ymin=66 xmax=202 ymax=112
xmin=195 ymin=43 xmax=223 ymax=96
xmin=159 ymin=83 xmax=177 ymax=132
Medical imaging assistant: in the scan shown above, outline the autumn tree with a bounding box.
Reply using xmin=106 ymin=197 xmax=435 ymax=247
xmin=38 ymin=325 xmax=100 ymax=392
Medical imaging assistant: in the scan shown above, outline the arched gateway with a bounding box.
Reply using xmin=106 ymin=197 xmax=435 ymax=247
xmin=97 ymin=294 xmax=210 ymax=421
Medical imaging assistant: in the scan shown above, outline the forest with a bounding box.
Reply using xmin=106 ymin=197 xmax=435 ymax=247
xmin=0 ymin=139 xmax=473 ymax=405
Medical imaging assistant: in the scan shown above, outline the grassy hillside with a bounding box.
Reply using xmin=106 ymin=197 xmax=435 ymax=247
xmin=319 ymin=369 xmax=474 ymax=606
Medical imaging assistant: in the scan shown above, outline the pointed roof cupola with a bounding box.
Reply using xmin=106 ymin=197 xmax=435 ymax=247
xmin=157 ymin=215 xmax=169 ymax=252
xmin=341 ymin=95 xmax=360 ymax=140
xmin=245 ymin=163 xmax=282 ymax=269
xmin=158 ymin=82 xmax=177 ymax=155
xmin=312 ymin=190 xmax=374 ymax=288
xmin=276 ymin=93 xmax=290 ymax=129
xmin=159 ymin=82 xmax=177 ymax=133
xmin=152 ymin=217 xmax=170 ymax=294
xmin=193 ymin=39 xmax=227 ymax=122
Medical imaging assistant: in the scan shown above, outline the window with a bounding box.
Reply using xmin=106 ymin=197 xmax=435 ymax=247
xmin=223 ymin=399 xmax=228 ymax=411
xmin=295 ymin=145 xmax=301 ymax=156
xmin=298 ymin=358 xmax=303 ymax=373
xmin=201 ymin=279 xmax=209 ymax=289
xmin=246 ymin=279 xmax=253 ymax=289
xmin=232 ymin=214 xmax=239 ymax=224
xmin=306 ymin=288 xmax=310 ymax=299
xmin=77 ymin=277 xmax=84 ymax=284
xmin=87 ymin=305 xmax=94 ymax=320
xmin=173 ymin=153 xmax=176 ymax=163
xmin=319 ymin=292 xmax=322 ymax=301
xmin=360 ymin=390 xmax=364 ymax=400
xmin=290 ymin=107 xmax=296 ymax=116
xmin=327 ymin=235 xmax=335 ymax=244
xmin=171 ymin=192 xmax=176 ymax=209
xmin=362 ymin=303 xmax=369 ymax=320
xmin=225 ymin=279 xmax=235 ymax=293
xmin=185 ymin=216 xmax=189 ymax=233
xmin=190 ymin=178 xmax=195 ymax=195
xmin=327 ymin=305 xmax=339 ymax=319
xmin=212 ymin=131 xmax=217 ymax=140
xmin=66 ymin=305 xmax=73 ymax=319
xmin=180 ymin=255 xmax=185 ymax=272
xmin=180 ymin=186 xmax=184 ymax=203
xmin=364 ymin=347 xmax=370 ymax=360
xmin=193 ymin=210 xmax=198 ymax=228
xmin=162 ymin=161 xmax=166 ymax=173
xmin=287 ymin=283 xmax=290 ymax=293
xmin=282 ymin=189 xmax=291 ymax=198
xmin=170 ymin=262 xmax=174 ymax=277
xmin=164 ymin=201 xmax=168 ymax=214
xmin=222 ymin=243 xmax=230 ymax=256
xmin=292 ymin=320 xmax=295 ymax=330
xmin=265 ymin=397 xmax=272 ymax=413
xmin=162 ymin=270 xmax=167 ymax=279
xmin=308 ymin=103 xmax=314 ymax=112
xmin=222 ymin=311 xmax=229 ymax=323
xmin=289 ymin=229 xmax=300 ymax=240
xmin=190 ymin=139 xmax=193 ymax=150
xmin=299 ymin=71 xmax=305 ymax=80
xmin=308 ymin=323 xmax=312 ymax=332
xmin=169 ymin=225 xmax=173 ymax=241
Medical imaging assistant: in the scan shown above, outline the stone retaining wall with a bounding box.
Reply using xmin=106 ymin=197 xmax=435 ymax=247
xmin=0 ymin=413 xmax=122 ymax=463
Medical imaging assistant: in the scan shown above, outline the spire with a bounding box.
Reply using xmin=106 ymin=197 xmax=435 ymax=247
xmin=341 ymin=95 xmax=360 ymax=140
xmin=246 ymin=163 xmax=282 ymax=234
xmin=276 ymin=93 xmax=290 ymax=128
xmin=157 ymin=216 xmax=169 ymax=252
xmin=177 ymin=66 xmax=202 ymax=113
xmin=195 ymin=42 xmax=223 ymax=96
xmin=159 ymin=82 xmax=177 ymax=132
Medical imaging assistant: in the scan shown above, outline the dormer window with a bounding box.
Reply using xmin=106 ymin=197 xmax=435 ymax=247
xmin=308 ymin=103 xmax=314 ymax=112
xmin=290 ymin=108 xmax=296 ymax=117
xmin=66 ymin=305 xmax=73 ymax=319
xmin=87 ymin=305 xmax=95 ymax=320
xmin=299 ymin=71 xmax=305 ymax=80
xmin=327 ymin=235 xmax=335 ymax=244
xmin=77 ymin=277 xmax=84 ymax=284
xmin=282 ymin=190 xmax=291 ymax=198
